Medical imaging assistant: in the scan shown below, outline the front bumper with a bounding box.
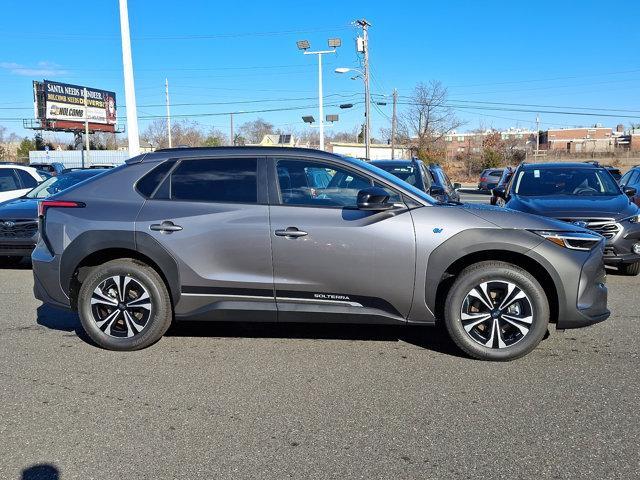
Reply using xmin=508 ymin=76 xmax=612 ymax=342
xmin=603 ymin=222 xmax=640 ymax=265
xmin=528 ymin=239 xmax=609 ymax=330
xmin=0 ymin=234 xmax=38 ymax=257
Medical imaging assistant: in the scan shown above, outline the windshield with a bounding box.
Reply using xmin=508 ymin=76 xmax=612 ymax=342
xmin=26 ymin=173 xmax=95 ymax=199
xmin=514 ymin=167 xmax=621 ymax=196
xmin=342 ymin=157 xmax=436 ymax=204
xmin=373 ymin=164 xmax=419 ymax=187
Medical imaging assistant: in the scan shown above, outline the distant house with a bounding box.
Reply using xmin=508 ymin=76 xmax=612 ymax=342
xmin=258 ymin=134 xmax=296 ymax=147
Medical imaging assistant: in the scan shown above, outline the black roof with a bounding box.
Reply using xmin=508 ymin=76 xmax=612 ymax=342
xmin=369 ymin=159 xmax=415 ymax=167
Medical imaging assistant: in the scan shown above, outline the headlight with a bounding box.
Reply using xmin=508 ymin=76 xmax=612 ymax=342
xmin=533 ymin=230 xmax=602 ymax=251
xmin=620 ymin=214 xmax=640 ymax=224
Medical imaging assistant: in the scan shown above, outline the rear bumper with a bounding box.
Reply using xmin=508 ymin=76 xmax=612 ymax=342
xmin=32 ymin=245 xmax=71 ymax=309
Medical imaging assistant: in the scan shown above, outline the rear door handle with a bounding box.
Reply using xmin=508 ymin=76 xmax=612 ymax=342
xmin=274 ymin=227 xmax=308 ymax=238
xmin=150 ymin=221 xmax=183 ymax=233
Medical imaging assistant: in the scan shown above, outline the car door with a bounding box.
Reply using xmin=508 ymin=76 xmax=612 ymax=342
xmin=135 ymin=156 xmax=276 ymax=321
xmin=268 ymin=156 xmax=416 ymax=324
xmin=0 ymin=169 xmax=30 ymax=202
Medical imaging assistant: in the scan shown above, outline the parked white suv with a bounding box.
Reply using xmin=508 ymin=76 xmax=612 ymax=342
xmin=0 ymin=165 xmax=45 ymax=202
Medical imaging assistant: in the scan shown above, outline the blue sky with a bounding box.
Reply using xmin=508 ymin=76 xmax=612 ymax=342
xmin=1 ymin=0 xmax=639 ymax=142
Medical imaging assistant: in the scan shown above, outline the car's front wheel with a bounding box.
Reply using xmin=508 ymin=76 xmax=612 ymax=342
xmin=77 ymin=258 xmax=173 ymax=350
xmin=444 ymin=261 xmax=550 ymax=361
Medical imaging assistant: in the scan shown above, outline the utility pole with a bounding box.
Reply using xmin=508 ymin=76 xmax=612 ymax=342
xmin=391 ymin=88 xmax=398 ymax=159
xmin=357 ymin=19 xmax=372 ymax=160
xmin=230 ymin=113 xmax=234 ymax=146
xmin=535 ymin=114 xmax=540 ymax=158
xmin=165 ymin=78 xmax=172 ymax=148
xmin=118 ymin=0 xmax=140 ymax=156
xmin=83 ymin=87 xmax=90 ymax=167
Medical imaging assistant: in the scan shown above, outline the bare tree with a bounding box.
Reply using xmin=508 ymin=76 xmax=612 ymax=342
xmin=238 ymin=118 xmax=274 ymax=144
xmin=141 ymin=119 xmax=205 ymax=148
xmin=400 ymin=81 xmax=463 ymax=162
xmin=202 ymin=128 xmax=228 ymax=146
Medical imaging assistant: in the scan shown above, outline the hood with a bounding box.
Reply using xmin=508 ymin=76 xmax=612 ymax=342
xmin=0 ymin=198 xmax=38 ymax=219
xmin=508 ymin=194 xmax=637 ymax=220
xmin=461 ymin=203 xmax=586 ymax=232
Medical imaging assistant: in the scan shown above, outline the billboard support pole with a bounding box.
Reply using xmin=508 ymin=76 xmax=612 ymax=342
xmin=119 ymin=0 xmax=140 ymax=157
xmin=83 ymin=88 xmax=90 ymax=167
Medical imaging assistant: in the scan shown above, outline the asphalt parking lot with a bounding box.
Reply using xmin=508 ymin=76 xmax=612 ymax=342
xmin=1 ymin=192 xmax=639 ymax=480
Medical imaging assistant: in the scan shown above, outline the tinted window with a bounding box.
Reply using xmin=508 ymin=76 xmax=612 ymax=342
xmin=0 ymin=169 xmax=20 ymax=192
xmin=170 ymin=158 xmax=257 ymax=203
xmin=620 ymin=171 xmax=632 ymax=185
xmin=276 ymin=159 xmax=372 ymax=207
xmin=17 ymin=169 xmax=38 ymax=188
xmin=628 ymin=171 xmax=640 ymax=186
xmin=136 ymin=160 xmax=175 ymax=198
xmin=373 ymin=164 xmax=418 ymax=187
xmin=26 ymin=172 xmax=98 ymax=199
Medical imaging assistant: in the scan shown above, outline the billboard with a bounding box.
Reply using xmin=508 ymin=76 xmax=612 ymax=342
xmin=32 ymin=80 xmax=117 ymax=132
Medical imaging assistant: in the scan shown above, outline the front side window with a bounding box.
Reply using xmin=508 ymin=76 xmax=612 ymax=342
xmin=276 ymin=159 xmax=373 ymax=207
xmin=170 ymin=158 xmax=257 ymax=203
xmin=0 ymin=169 xmax=20 ymax=192
xmin=17 ymin=169 xmax=39 ymax=188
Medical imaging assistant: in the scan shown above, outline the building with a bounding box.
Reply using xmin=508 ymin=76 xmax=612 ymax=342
xmin=540 ymin=127 xmax=615 ymax=153
xmin=257 ymin=134 xmax=296 ymax=147
xmin=443 ymin=129 xmax=535 ymax=159
xmin=328 ymin=142 xmax=412 ymax=160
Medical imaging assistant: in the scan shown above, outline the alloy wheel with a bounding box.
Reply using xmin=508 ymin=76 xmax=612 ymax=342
xmin=460 ymin=280 xmax=533 ymax=349
xmin=90 ymin=275 xmax=152 ymax=338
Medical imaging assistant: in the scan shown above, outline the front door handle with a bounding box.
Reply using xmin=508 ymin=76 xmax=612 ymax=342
xmin=275 ymin=227 xmax=308 ymax=238
xmin=150 ymin=221 xmax=183 ymax=233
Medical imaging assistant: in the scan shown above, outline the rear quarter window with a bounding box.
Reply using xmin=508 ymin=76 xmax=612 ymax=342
xmin=136 ymin=160 xmax=175 ymax=198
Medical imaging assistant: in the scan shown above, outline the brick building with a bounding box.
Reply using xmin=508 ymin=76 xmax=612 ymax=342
xmin=443 ymin=129 xmax=535 ymax=160
xmin=540 ymin=127 xmax=615 ymax=153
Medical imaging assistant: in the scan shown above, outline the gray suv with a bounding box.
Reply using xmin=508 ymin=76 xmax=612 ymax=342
xmin=32 ymin=147 xmax=609 ymax=360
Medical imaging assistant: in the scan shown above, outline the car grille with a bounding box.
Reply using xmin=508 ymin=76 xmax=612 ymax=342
xmin=0 ymin=219 xmax=38 ymax=238
xmin=556 ymin=218 xmax=621 ymax=240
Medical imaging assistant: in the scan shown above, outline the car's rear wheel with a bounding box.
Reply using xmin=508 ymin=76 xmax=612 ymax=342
xmin=620 ymin=261 xmax=640 ymax=276
xmin=444 ymin=261 xmax=549 ymax=361
xmin=77 ymin=258 xmax=172 ymax=350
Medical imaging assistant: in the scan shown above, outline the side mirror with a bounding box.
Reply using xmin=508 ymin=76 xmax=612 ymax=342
xmin=492 ymin=186 xmax=507 ymax=199
xmin=357 ymin=186 xmax=393 ymax=211
xmin=453 ymin=182 xmax=461 ymax=190
xmin=429 ymin=185 xmax=445 ymax=196
xmin=623 ymin=186 xmax=637 ymax=197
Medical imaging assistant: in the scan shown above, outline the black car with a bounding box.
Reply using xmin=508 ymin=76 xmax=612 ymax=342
xmin=493 ymin=162 xmax=640 ymax=275
xmin=490 ymin=167 xmax=514 ymax=206
xmin=370 ymin=159 xmax=461 ymax=202
xmin=0 ymin=169 xmax=106 ymax=266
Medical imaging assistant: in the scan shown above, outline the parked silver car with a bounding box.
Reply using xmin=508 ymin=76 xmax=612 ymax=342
xmin=33 ymin=148 xmax=609 ymax=360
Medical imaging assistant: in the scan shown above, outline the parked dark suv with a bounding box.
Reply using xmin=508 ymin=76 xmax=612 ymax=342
xmin=493 ymin=162 xmax=640 ymax=275
xmin=370 ymin=159 xmax=461 ymax=202
xmin=619 ymin=166 xmax=640 ymax=208
xmin=33 ymin=148 xmax=609 ymax=360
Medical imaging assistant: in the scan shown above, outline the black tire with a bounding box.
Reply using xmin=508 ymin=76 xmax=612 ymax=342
xmin=444 ymin=261 xmax=550 ymax=361
xmin=0 ymin=256 xmax=24 ymax=267
xmin=77 ymin=258 xmax=172 ymax=351
xmin=620 ymin=261 xmax=640 ymax=276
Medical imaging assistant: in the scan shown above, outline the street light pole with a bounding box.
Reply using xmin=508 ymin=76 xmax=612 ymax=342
xmin=230 ymin=112 xmax=234 ymax=146
xmin=391 ymin=88 xmax=397 ymax=159
xmin=297 ymin=39 xmax=340 ymax=151
xmin=359 ymin=19 xmax=371 ymax=160
xmin=118 ymin=0 xmax=140 ymax=157
xmin=165 ymin=78 xmax=172 ymax=148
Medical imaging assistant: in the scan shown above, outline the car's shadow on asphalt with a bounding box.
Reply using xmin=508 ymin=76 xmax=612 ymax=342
xmin=35 ymin=304 xmax=466 ymax=358
xmin=166 ymin=321 xmax=466 ymax=358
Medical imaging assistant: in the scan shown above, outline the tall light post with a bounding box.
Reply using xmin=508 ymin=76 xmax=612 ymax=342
xmin=118 ymin=0 xmax=140 ymax=156
xmin=335 ymin=67 xmax=371 ymax=159
xmin=297 ymin=38 xmax=341 ymax=151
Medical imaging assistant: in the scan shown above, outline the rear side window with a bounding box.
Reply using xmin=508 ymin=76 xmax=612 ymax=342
xmin=170 ymin=158 xmax=257 ymax=203
xmin=136 ymin=160 xmax=175 ymax=198
xmin=17 ymin=169 xmax=39 ymax=188
xmin=0 ymin=169 xmax=20 ymax=192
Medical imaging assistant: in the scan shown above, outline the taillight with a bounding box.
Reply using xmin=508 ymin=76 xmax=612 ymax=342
xmin=480 ymin=177 xmax=487 ymax=182
xmin=38 ymin=200 xmax=85 ymax=217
